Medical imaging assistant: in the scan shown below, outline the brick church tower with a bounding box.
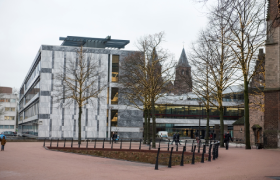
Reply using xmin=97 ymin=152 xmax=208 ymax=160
xmin=174 ymin=48 xmax=192 ymax=94
xmin=264 ymin=0 xmax=280 ymax=148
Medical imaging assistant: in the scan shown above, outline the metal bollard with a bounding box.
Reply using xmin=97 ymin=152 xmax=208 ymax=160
xmin=191 ymin=140 xmax=194 ymax=152
xmin=155 ymin=148 xmax=160 ymax=170
xmin=79 ymin=141 xmax=80 ymax=148
xmin=102 ymin=139 xmax=105 ymax=149
xmin=71 ymin=138 xmax=73 ymax=148
xmin=208 ymin=144 xmax=212 ymax=162
xmin=86 ymin=139 xmax=88 ymax=148
xmin=201 ymin=145 xmax=205 ymax=163
xmin=43 ymin=138 xmax=46 ymax=147
xmin=168 ymin=147 xmax=174 ymax=168
xmin=180 ymin=146 xmax=186 ymax=166
xmin=57 ymin=139 xmax=59 ymax=148
xmin=168 ymin=140 xmax=170 ymax=151
xmin=192 ymin=145 xmax=196 ymax=164
xmin=176 ymin=144 xmax=178 ymax=152
xmin=64 ymin=138 xmax=66 ymax=148
xmin=129 ymin=139 xmax=132 ymax=149
xmin=139 ymin=139 xmax=141 ymax=150
xmin=120 ymin=139 xmax=122 ymax=149
xmin=198 ymin=140 xmax=200 ymax=153
xmin=94 ymin=139 xmax=96 ymax=148
xmin=213 ymin=144 xmax=216 ymax=160
xmin=50 ymin=138 xmax=52 ymax=147
xmin=111 ymin=140 xmax=113 ymax=149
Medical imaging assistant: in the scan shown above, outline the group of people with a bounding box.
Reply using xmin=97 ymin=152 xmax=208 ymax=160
xmin=171 ymin=132 xmax=181 ymax=145
xmin=0 ymin=134 xmax=7 ymax=151
xmin=112 ymin=132 xmax=118 ymax=143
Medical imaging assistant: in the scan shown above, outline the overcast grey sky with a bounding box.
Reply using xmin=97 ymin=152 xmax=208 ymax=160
xmin=0 ymin=0 xmax=210 ymax=89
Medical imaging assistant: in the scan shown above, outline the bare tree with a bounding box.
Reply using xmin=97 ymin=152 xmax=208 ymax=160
xmin=53 ymin=46 xmax=106 ymax=144
xmin=220 ymin=0 xmax=266 ymax=149
xmin=120 ymin=32 xmax=176 ymax=148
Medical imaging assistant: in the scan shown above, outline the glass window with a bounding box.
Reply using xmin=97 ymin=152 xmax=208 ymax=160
xmin=4 ymin=116 xmax=15 ymax=120
xmin=20 ymin=86 xmax=24 ymax=99
xmin=112 ymin=55 xmax=119 ymax=82
xmin=20 ymin=112 xmax=24 ymax=121
xmin=11 ymin=107 xmax=15 ymax=111
xmin=9 ymin=125 xmax=14 ymax=129
xmin=25 ymin=81 xmax=40 ymax=104
xmin=111 ymin=110 xmax=118 ymax=127
xmin=0 ymin=99 xmax=10 ymax=102
xmin=20 ymin=99 xmax=24 ymax=109
xmin=10 ymin=99 xmax=16 ymax=103
xmin=111 ymin=88 xmax=118 ymax=104
xmin=0 ymin=125 xmax=3 ymax=129
xmin=5 ymin=107 xmax=9 ymax=111
xmin=25 ymin=59 xmax=41 ymax=90
xmin=4 ymin=125 xmax=9 ymax=129
xmin=24 ymin=101 xmax=39 ymax=119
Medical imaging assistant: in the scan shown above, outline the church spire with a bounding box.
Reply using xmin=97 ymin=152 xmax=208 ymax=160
xmin=177 ymin=48 xmax=190 ymax=67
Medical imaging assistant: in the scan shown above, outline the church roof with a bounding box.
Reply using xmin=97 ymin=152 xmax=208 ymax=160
xmin=177 ymin=48 xmax=191 ymax=67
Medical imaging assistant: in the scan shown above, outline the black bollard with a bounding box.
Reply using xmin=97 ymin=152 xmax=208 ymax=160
xmin=86 ymin=139 xmax=88 ymax=148
xmin=213 ymin=144 xmax=216 ymax=160
xmin=155 ymin=148 xmax=160 ymax=170
xmin=139 ymin=139 xmax=141 ymax=150
xmin=71 ymin=138 xmax=73 ymax=148
xmin=102 ymin=139 xmax=105 ymax=149
xmin=129 ymin=139 xmax=132 ymax=149
xmin=176 ymin=144 xmax=178 ymax=151
xmin=43 ymin=138 xmax=46 ymax=147
xmin=217 ymin=143 xmax=219 ymax=158
xmin=50 ymin=138 xmax=52 ymax=147
xmin=191 ymin=145 xmax=196 ymax=164
xmin=168 ymin=147 xmax=174 ymax=168
xmin=201 ymin=145 xmax=205 ymax=163
xmin=180 ymin=146 xmax=186 ymax=166
xmin=208 ymin=144 xmax=212 ymax=162
xmin=94 ymin=139 xmax=96 ymax=148
xmin=64 ymin=138 xmax=66 ymax=148
xmin=168 ymin=140 xmax=170 ymax=151
xmin=198 ymin=140 xmax=200 ymax=153
xmin=57 ymin=139 xmax=59 ymax=147
xmin=111 ymin=140 xmax=113 ymax=149
xmin=120 ymin=139 xmax=122 ymax=149
xmin=191 ymin=140 xmax=194 ymax=152
xmin=79 ymin=141 xmax=80 ymax=148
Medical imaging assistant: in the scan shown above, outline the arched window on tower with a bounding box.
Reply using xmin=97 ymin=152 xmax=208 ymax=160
xmin=181 ymin=70 xmax=184 ymax=75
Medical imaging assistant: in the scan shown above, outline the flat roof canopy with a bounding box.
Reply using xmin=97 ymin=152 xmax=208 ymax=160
xmin=59 ymin=36 xmax=130 ymax=49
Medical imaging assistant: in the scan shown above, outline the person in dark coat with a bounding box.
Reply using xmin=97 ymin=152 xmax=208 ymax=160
xmin=171 ymin=133 xmax=176 ymax=145
xmin=176 ymin=133 xmax=181 ymax=145
xmin=1 ymin=136 xmax=6 ymax=151
xmin=112 ymin=132 xmax=116 ymax=143
xmin=224 ymin=131 xmax=233 ymax=150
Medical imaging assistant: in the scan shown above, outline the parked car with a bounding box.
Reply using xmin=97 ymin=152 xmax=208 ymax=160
xmin=3 ymin=131 xmax=16 ymax=136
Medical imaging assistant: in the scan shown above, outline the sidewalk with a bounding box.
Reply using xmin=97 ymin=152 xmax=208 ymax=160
xmin=1 ymin=142 xmax=280 ymax=180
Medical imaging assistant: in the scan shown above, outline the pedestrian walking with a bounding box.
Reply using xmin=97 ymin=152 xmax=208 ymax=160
xmin=171 ymin=133 xmax=176 ymax=145
xmin=1 ymin=136 xmax=6 ymax=151
xmin=112 ymin=132 xmax=116 ymax=143
xmin=224 ymin=131 xmax=233 ymax=150
xmin=176 ymin=133 xmax=181 ymax=145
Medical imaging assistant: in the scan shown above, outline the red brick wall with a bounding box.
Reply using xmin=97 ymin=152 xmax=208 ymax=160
xmin=0 ymin=86 xmax=12 ymax=94
xmin=264 ymin=90 xmax=280 ymax=148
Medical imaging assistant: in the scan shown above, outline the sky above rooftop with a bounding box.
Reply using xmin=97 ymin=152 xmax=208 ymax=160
xmin=0 ymin=0 xmax=211 ymax=89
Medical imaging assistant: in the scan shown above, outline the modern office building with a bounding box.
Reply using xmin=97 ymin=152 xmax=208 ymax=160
xmin=0 ymin=87 xmax=18 ymax=133
xmin=18 ymin=35 xmax=244 ymax=140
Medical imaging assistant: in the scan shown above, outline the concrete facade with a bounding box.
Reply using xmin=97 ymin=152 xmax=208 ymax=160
xmin=18 ymin=45 xmax=143 ymax=139
xmin=0 ymin=87 xmax=18 ymax=133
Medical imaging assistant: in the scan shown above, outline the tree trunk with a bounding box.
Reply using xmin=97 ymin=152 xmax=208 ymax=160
xmin=147 ymin=108 xmax=151 ymax=144
xmin=151 ymin=98 xmax=156 ymax=148
xmin=205 ymin=108 xmax=210 ymax=144
xmin=144 ymin=108 xmax=147 ymax=144
xmin=78 ymin=106 xmax=82 ymax=145
xmin=244 ymin=79 xmax=251 ymax=149
xmin=219 ymin=106 xmax=224 ymax=147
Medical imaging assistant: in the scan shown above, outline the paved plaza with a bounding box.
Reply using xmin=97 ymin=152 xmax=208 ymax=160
xmin=0 ymin=142 xmax=280 ymax=180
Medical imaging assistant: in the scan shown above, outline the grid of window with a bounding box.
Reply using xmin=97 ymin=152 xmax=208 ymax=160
xmin=5 ymin=107 xmax=15 ymax=111
xmin=4 ymin=116 xmax=15 ymax=120
xmin=0 ymin=99 xmax=10 ymax=102
xmin=19 ymin=99 xmax=24 ymax=109
xmin=0 ymin=125 xmax=14 ymax=129
xmin=19 ymin=112 xmax=24 ymax=121
xmin=25 ymin=60 xmax=41 ymax=90
xmin=25 ymin=81 xmax=40 ymax=104
xmin=111 ymin=110 xmax=118 ymax=127
xmin=24 ymin=101 xmax=39 ymax=119
xmin=111 ymin=55 xmax=119 ymax=82
xmin=111 ymin=88 xmax=118 ymax=104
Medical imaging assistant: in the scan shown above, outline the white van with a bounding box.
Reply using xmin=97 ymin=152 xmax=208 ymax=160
xmin=157 ymin=131 xmax=168 ymax=138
